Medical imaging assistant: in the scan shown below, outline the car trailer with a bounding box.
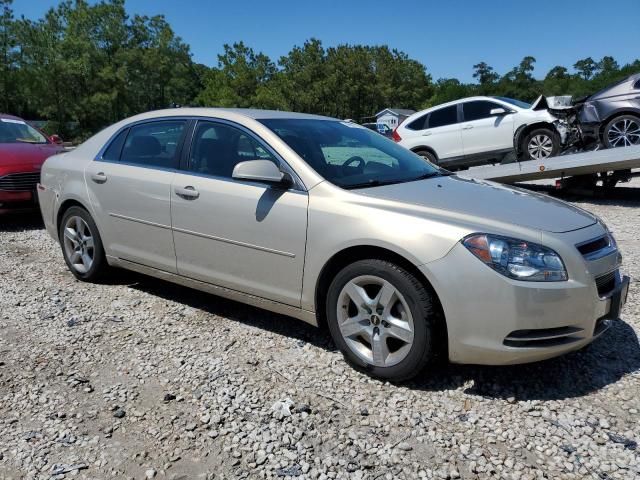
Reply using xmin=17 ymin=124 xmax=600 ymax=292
xmin=459 ymin=145 xmax=640 ymax=190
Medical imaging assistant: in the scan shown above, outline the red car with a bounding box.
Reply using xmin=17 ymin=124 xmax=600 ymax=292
xmin=0 ymin=114 xmax=65 ymax=213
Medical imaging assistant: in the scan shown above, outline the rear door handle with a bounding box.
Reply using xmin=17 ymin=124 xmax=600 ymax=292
xmin=174 ymin=185 xmax=199 ymax=199
xmin=91 ymin=172 xmax=107 ymax=183
xmin=422 ymin=131 xmax=432 ymax=136
xmin=462 ymin=125 xmax=474 ymax=130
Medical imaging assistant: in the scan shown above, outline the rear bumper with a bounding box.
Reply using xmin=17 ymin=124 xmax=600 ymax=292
xmin=421 ymin=239 xmax=627 ymax=366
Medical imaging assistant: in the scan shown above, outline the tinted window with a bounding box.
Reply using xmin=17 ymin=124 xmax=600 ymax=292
xmin=634 ymin=79 xmax=640 ymax=90
xmin=188 ymin=121 xmax=277 ymax=179
xmin=121 ymin=121 xmax=185 ymax=168
xmin=406 ymin=114 xmax=428 ymax=130
xmin=427 ymin=106 xmax=458 ymax=128
xmin=102 ymin=129 xmax=128 ymax=161
xmin=463 ymin=101 xmax=503 ymax=121
xmin=260 ymin=119 xmax=442 ymax=189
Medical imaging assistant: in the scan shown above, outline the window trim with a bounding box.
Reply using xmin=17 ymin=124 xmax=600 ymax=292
xmin=179 ymin=118 xmax=307 ymax=192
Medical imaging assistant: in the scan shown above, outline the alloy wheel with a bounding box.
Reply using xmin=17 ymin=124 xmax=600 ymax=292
xmin=607 ymin=118 xmax=640 ymax=147
xmin=527 ymin=134 xmax=554 ymax=159
xmin=62 ymin=216 xmax=95 ymax=274
xmin=336 ymin=275 xmax=414 ymax=367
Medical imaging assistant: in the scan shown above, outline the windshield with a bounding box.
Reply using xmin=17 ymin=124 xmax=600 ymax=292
xmin=0 ymin=119 xmax=48 ymax=144
xmin=493 ymin=97 xmax=531 ymax=109
xmin=259 ymin=119 xmax=442 ymax=189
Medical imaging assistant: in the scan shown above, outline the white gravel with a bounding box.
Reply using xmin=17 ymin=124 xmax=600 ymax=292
xmin=1 ymin=181 xmax=639 ymax=480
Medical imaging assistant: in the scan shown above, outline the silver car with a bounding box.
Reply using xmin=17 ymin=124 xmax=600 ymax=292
xmin=38 ymin=109 xmax=630 ymax=381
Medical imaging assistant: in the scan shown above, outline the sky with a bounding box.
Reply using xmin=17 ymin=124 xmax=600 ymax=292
xmin=13 ymin=0 xmax=640 ymax=82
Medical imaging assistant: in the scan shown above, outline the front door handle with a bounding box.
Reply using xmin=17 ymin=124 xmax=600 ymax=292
xmin=422 ymin=131 xmax=432 ymax=136
xmin=462 ymin=125 xmax=474 ymax=130
xmin=91 ymin=172 xmax=107 ymax=183
xmin=174 ymin=185 xmax=200 ymax=199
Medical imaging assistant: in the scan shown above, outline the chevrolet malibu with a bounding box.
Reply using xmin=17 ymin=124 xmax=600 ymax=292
xmin=37 ymin=109 xmax=629 ymax=381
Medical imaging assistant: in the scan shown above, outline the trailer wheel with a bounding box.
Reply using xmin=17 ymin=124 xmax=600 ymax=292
xmin=522 ymin=128 xmax=560 ymax=160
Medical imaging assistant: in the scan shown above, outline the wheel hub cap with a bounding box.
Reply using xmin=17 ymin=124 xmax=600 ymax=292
xmin=608 ymin=119 xmax=640 ymax=147
xmin=528 ymin=134 xmax=553 ymax=159
xmin=337 ymin=275 xmax=415 ymax=368
xmin=62 ymin=216 xmax=95 ymax=274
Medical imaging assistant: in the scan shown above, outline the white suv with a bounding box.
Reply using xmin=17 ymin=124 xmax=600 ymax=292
xmin=393 ymin=96 xmax=559 ymax=169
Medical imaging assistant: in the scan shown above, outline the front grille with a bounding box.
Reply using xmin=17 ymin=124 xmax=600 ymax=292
xmin=503 ymin=326 xmax=584 ymax=348
xmin=0 ymin=172 xmax=41 ymax=191
xmin=595 ymin=270 xmax=617 ymax=297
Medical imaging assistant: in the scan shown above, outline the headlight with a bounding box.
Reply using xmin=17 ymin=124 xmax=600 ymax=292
xmin=462 ymin=234 xmax=567 ymax=282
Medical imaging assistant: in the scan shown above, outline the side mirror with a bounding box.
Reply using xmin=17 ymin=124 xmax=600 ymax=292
xmin=49 ymin=134 xmax=63 ymax=144
xmin=232 ymin=160 xmax=292 ymax=187
xmin=490 ymin=107 xmax=508 ymax=116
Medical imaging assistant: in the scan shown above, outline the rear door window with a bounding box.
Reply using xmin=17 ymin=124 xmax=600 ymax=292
xmin=427 ymin=105 xmax=458 ymax=128
xmin=121 ymin=120 xmax=186 ymax=169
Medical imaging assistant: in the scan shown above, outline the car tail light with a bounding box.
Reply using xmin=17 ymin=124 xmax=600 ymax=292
xmin=392 ymin=128 xmax=402 ymax=142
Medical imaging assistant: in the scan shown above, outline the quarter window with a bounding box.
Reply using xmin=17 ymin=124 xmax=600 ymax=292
xmin=406 ymin=113 xmax=428 ymax=130
xmin=102 ymin=129 xmax=128 ymax=161
xmin=121 ymin=120 xmax=186 ymax=168
xmin=463 ymin=101 xmax=504 ymax=122
xmin=427 ymin=105 xmax=458 ymax=128
xmin=188 ymin=121 xmax=277 ymax=179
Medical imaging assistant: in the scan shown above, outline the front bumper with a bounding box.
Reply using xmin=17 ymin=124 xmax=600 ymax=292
xmin=421 ymin=235 xmax=628 ymax=365
xmin=0 ymin=189 xmax=38 ymax=213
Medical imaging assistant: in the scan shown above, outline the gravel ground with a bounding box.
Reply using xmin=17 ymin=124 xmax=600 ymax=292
xmin=1 ymin=181 xmax=639 ymax=480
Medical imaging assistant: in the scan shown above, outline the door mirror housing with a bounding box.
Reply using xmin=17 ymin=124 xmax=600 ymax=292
xmin=49 ymin=134 xmax=63 ymax=144
xmin=490 ymin=107 xmax=508 ymax=116
xmin=232 ymin=160 xmax=292 ymax=187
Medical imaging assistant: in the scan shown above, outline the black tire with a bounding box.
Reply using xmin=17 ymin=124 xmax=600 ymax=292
xmin=522 ymin=128 xmax=560 ymax=160
xmin=414 ymin=149 xmax=438 ymax=165
xmin=603 ymin=115 xmax=640 ymax=149
xmin=326 ymin=259 xmax=438 ymax=381
xmin=58 ymin=206 xmax=109 ymax=282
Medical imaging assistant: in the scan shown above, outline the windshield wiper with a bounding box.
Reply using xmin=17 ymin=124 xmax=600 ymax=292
xmin=408 ymin=170 xmax=453 ymax=182
xmin=341 ymin=179 xmax=404 ymax=190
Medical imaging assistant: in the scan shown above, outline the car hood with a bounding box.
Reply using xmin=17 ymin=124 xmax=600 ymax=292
xmin=357 ymin=175 xmax=597 ymax=233
xmin=0 ymin=143 xmax=64 ymax=172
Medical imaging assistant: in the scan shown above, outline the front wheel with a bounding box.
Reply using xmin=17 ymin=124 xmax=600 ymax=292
xmin=59 ymin=206 xmax=109 ymax=282
xmin=326 ymin=259 xmax=438 ymax=381
xmin=522 ymin=128 xmax=560 ymax=160
xmin=603 ymin=115 xmax=640 ymax=148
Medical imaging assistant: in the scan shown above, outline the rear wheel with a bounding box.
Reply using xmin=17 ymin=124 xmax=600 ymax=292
xmin=522 ymin=128 xmax=560 ymax=160
xmin=59 ymin=206 xmax=109 ymax=282
xmin=326 ymin=259 xmax=438 ymax=381
xmin=603 ymin=115 xmax=640 ymax=148
xmin=414 ymin=149 xmax=438 ymax=165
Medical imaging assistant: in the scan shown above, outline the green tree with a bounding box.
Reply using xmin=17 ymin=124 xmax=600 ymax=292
xmin=573 ymin=57 xmax=598 ymax=80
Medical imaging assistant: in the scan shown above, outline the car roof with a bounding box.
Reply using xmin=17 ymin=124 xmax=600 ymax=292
xmin=127 ymin=108 xmax=337 ymax=122
xmin=0 ymin=113 xmax=26 ymax=121
xmin=402 ymin=96 xmax=505 ymax=120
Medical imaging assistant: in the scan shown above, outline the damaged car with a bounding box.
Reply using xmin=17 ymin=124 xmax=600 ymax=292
xmin=577 ymin=73 xmax=640 ymax=149
xmin=394 ymin=96 xmax=562 ymax=169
